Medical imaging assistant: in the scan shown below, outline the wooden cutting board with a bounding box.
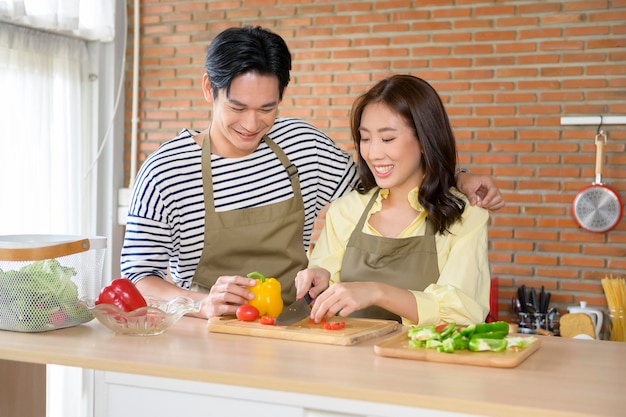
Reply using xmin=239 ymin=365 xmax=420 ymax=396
xmin=207 ymin=316 xmax=399 ymax=346
xmin=374 ymin=330 xmax=541 ymax=368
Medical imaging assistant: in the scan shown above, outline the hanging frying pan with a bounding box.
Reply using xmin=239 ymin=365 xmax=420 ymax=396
xmin=572 ymin=130 xmax=623 ymax=233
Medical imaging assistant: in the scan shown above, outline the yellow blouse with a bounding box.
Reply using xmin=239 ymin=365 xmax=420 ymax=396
xmin=308 ymin=187 xmax=491 ymax=326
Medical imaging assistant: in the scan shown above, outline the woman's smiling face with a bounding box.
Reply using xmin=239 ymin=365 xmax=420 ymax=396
xmin=358 ymin=102 xmax=424 ymax=194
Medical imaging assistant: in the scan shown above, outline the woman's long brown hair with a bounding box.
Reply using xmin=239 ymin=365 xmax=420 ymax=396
xmin=350 ymin=74 xmax=464 ymax=233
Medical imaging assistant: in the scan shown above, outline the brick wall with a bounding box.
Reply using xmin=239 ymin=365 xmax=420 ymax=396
xmin=124 ymin=0 xmax=626 ymax=322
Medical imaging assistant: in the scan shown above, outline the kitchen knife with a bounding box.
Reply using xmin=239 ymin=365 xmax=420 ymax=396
xmin=511 ymin=296 xmax=521 ymax=314
xmin=274 ymin=292 xmax=313 ymax=326
xmin=517 ymin=286 xmax=527 ymax=313
xmin=543 ymin=292 xmax=551 ymax=314
xmin=529 ymin=288 xmax=538 ymax=311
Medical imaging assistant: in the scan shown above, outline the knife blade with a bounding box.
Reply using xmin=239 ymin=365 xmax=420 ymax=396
xmin=274 ymin=292 xmax=313 ymax=326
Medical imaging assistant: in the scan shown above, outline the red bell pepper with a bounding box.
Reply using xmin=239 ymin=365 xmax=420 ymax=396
xmin=96 ymin=278 xmax=147 ymax=312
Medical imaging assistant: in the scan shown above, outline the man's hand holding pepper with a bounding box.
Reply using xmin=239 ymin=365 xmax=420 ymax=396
xmin=135 ymin=274 xmax=256 ymax=319
xmin=200 ymin=275 xmax=257 ymax=318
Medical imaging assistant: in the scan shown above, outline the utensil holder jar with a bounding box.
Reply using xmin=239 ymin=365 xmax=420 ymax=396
xmin=608 ymin=308 xmax=625 ymax=342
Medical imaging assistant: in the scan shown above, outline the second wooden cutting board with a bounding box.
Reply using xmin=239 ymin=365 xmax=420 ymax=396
xmin=207 ymin=316 xmax=399 ymax=346
xmin=374 ymin=330 xmax=541 ymax=368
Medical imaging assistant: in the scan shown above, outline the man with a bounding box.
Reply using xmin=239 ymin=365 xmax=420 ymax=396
xmin=121 ymin=26 xmax=504 ymax=319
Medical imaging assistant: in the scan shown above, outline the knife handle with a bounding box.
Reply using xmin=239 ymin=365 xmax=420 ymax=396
xmin=529 ymin=288 xmax=538 ymax=309
xmin=303 ymin=291 xmax=313 ymax=305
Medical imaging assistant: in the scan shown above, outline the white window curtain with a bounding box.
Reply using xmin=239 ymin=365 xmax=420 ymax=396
xmin=0 ymin=0 xmax=115 ymax=41
xmin=0 ymin=22 xmax=91 ymax=235
xmin=0 ymin=4 xmax=120 ymax=417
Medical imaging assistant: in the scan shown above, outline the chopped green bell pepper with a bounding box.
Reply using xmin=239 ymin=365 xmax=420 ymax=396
xmin=468 ymin=337 xmax=508 ymax=352
xmin=408 ymin=325 xmax=440 ymax=341
xmin=408 ymin=321 xmax=512 ymax=354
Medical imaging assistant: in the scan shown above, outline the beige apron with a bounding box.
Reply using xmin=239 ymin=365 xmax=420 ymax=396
xmin=193 ymin=133 xmax=308 ymax=306
xmin=340 ymin=189 xmax=440 ymax=321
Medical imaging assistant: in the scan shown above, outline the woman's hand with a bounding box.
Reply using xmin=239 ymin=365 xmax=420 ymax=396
xmin=309 ymin=282 xmax=378 ymax=322
xmin=456 ymin=171 xmax=505 ymax=211
xmin=294 ymin=267 xmax=331 ymax=300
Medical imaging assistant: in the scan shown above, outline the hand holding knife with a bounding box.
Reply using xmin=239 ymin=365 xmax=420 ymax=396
xmin=275 ymin=268 xmax=329 ymax=326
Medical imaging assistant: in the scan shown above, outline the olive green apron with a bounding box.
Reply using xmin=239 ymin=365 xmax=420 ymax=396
xmin=340 ymin=189 xmax=440 ymax=322
xmin=192 ymin=133 xmax=308 ymax=306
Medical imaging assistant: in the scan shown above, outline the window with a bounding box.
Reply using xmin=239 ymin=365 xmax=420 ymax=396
xmin=0 ymin=23 xmax=94 ymax=235
xmin=0 ymin=1 xmax=118 ymax=237
xmin=0 ymin=4 xmax=122 ymax=417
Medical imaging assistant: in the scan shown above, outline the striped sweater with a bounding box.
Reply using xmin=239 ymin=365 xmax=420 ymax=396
xmin=121 ymin=118 xmax=358 ymax=289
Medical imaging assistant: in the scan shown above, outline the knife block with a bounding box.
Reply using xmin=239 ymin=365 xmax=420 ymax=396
xmin=517 ymin=311 xmax=560 ymax=336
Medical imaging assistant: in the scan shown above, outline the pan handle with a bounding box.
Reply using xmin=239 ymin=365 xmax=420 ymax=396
xmin=594 ymin=131 xmax=606 ymax=184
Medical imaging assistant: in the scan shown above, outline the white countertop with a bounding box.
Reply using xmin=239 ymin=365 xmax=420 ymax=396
xmin=0 ymin=317 xmax=623 ymax=417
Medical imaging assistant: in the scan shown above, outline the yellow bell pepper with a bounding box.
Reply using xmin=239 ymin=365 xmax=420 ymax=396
xmin=246 ymin=271 xmax=283 ymax=318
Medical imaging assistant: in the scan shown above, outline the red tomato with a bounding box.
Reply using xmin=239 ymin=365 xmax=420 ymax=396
xmin=435 ymin=323 xmax=448 ymax=333
xmin=259 ymin=315 xmax=275 ymax=325
xmin=323 ymin=321 xmax=345 ymax=330
xmin=308 ymin=317 xmax=327 ymax=324
xmin=236 ymin=304 xmax=260 ymax=322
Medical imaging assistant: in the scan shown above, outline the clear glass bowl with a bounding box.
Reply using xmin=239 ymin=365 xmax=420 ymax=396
xmin=80 ymin=296 xmax=201 ymax=336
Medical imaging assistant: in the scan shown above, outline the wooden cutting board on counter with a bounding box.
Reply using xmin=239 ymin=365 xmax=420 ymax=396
xmin=207 ymin=316 xmax=399 ymax=346
xmin=374 ymin=331 xmax=541 ymax=368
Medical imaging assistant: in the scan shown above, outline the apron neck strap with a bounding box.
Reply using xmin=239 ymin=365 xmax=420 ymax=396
xmin=354 ymin=188 xmax=436 ymax=236
xmin=201 ymin=132 xmax=302 ymax=212
xmin=354 ymin=189 xmax=380 ymax=232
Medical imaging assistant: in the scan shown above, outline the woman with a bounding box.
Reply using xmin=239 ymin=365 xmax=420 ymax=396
xmin=295 ymin=75 xmax=491 ymax=326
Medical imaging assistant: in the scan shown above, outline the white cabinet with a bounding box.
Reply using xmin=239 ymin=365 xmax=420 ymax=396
xmin=93 ymin=371 xmax=470 ymax=417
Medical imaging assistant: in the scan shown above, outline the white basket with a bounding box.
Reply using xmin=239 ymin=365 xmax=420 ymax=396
xmin=0 ymin=234 xmax=106 ymax=332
